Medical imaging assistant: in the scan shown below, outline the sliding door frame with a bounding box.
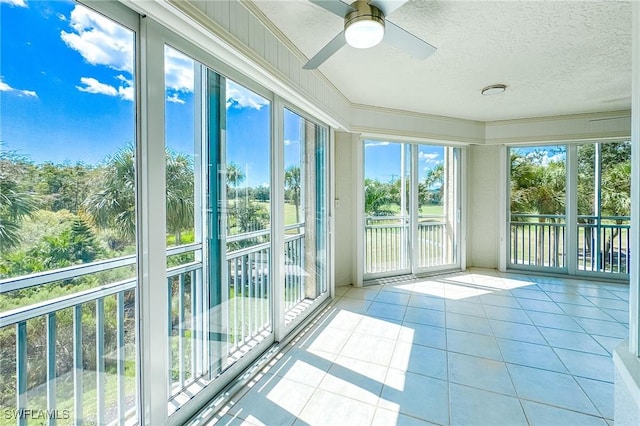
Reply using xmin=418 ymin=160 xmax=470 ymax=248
xmin=361 ymin=139 xmax=463 ymax=282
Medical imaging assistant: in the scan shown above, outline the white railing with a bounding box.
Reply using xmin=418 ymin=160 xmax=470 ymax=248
xmin=510 ymin=214 xmax=630 ymax=274
xmin=1 ymin=227 xmax=310 ymax=423
xmin=364 ymin=215 xmax=447 ymax=274
xmin=0 ymin=246 xmax=146 ymax=426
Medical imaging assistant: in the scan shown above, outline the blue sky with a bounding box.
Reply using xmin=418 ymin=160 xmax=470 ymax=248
xmin=0 ymin=0 xmax=296 ymax=187
xmin=364 ymin=141 xmax=444 ymax=183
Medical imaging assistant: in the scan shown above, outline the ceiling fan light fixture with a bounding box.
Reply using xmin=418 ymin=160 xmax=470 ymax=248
xmin=344 ymin=1 xmax=385 ymax=49
xmin=345 ymin=18 xmax=385 ymax=49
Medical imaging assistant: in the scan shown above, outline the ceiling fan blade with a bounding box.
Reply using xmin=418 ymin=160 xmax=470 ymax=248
xmin=308 ymin=0 xmax=356 ymax=18
xmin=384 ymin=20 xmax=436 ymax=60
xmin=303 ymin=31 xmax=347 ymax=69
xmin=368 ymin=0 xmax=409 ymax=17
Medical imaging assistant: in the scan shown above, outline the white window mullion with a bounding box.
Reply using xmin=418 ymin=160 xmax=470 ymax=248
xmin=137 ymin=16 xmax=169 ymax=426
xmin=566 ymin=145 xmax=578 ymax=275
xmin=354 ymin=137 xmax=365 ymax=287
xmin=410 ymin=144 xmax=419 ymax=274
xmin=272 ymin=97 xmax=286 ymax=341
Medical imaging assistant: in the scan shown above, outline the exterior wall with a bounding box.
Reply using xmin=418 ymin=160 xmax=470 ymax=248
xmin=466 ymin=144 xmax=502 ymax=269
xmin=334 ymin=132 xmax=356 ymax=286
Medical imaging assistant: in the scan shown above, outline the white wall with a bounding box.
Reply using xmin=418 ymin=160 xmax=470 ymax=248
xmin=466 ymin=145 xmax=502 ymax=269
xmin=334 ymin=132 xmax=356 ymax=286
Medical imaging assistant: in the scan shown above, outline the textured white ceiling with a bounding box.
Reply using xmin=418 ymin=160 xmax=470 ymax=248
xmin=252 ymin=0 xmax=632 ymax=121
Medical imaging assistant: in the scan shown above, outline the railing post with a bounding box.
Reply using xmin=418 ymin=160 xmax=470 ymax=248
xmin=96 ymin=299 xmax=105 ymax=425
xmin=73 ymin=305 xmax=82 ymax=426
xmin=46 ymin=313 xmax=56 ymax=426
xmin=16 ymin=321 xmax=27 ymax=426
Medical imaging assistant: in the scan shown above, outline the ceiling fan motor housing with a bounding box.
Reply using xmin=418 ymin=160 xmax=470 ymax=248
xmin=345 ymin=1 xmax=385 ymax=26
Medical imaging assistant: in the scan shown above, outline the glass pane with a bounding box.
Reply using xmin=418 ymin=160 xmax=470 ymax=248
xmin=577 ymin=141 xmax=631 ymax=273
xmin=417 ymin=146 xmax=458 ymax=268
xmin=509 ymin=146 xmax=567 ymax=268
xmin=164 ymin=46 xmax=206 ymax=409
xmin=1 ymin=2 xmax=137 ymax=423
xmin=219 ymin=78 xmax=272 ymax=365
xmin=283 ymin=109 xmax=328 ymax=325
xmin=363 ymin=141 xmax=410 ymax=274
xmin=165 ymin=46 xmax=196 ymax=250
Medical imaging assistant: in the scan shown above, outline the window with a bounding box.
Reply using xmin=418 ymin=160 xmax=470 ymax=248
xmin=363 ymin=141 xmax=460 ymax=277
xmin=508 ymin=141 xmax=630 ymax=277
xmin=1 ymin=2 xmax=138 ymax=423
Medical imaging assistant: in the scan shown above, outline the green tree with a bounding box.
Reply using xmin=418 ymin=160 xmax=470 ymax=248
xmin=422 ymin=163 xmax=444 ymax=205
xmin=85 ymin=145 xmax=195 ymax=247
xmin=364 ymin=178 xmax=394 ymax=216
xmin=284 ymin=166 xmax=301 ymax=223
xmin=84 ymin=146 xmax=137 ymax=244
xmin=226 ymin=162 xmax=245 ymax=206
xmin=510 ymin=151 xmax=566 ymax=266
xmin=166 ymin=151 xmax=194 ymax=244
xmin=0 ymin=149 xmax=38 ymax=250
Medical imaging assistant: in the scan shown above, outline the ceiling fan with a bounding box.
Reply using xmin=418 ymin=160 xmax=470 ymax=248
xmin=303 ymin=0 xmax=437 ymax=69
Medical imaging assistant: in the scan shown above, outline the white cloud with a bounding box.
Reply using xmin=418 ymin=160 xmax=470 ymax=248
xmin=526 ymin=150 xmax=565 ymax=166
xmin=364 ymin=141 xmax=390 ymax=148
xmin=76 ymin=76 xmax=133 ymax=101
xmin=1 ymin=0 xmax=27 ymax=7
xmin=57 ymin=13 xmax=67 ymax=22
xmin=284 ymin=139 xmax=299 ymax=146
xmin=226 ymin=80 xmax=269 ymax=110
xmin=418 ymin=152 xmax=439 ymax=163
xmin=77 ymin=77 xmax=117 ymax=96
xmin=165 ymin=47 xmax=194 ymax=92
xmin=0 ymin=79 xmax=37 ymax=97
xmin=167 ymin=93 xmax=185 ymax=104
xmin=61 ymin=4 xmax=133 ymax=73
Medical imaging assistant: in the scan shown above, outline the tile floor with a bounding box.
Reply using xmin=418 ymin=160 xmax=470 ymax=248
xmin=208 ymin=269 xmax=629 ymax=426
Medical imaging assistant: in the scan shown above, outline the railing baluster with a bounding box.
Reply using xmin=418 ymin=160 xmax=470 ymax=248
xmin=73 ymin=305 xmax=82 ymax=426
xmin=241 ymin=255 xmax=246 ymax=345
xmin=116 ymin=292 xmax=125 ymax=425
xmin=178 ymin=273 xmax=185 ymax=388
xmin=190 ymin=270 xmax=196 ymax=381
xmin=259 ymin=249 xmax=264 ymax=329
xmin=299 ymin=237 xmax=304 ymax=304
xmin=96 ymin=298 xmax=105 ymax=425
xmin=46 ymin=313 xmax=56 ymax=426
xmin=248 ymin=252 xmax=254 ymax=337
xmin=16 ymin=321 xmax=27 ymax=426
xmin=233 ymin=258 xmax=238 ymax=350
xmin=167 ymin=278 xmax=173 ymax=394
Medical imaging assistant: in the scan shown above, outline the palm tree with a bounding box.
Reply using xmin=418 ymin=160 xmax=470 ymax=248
xmin=600 ymin=161 xmax=631 ymax=267
xmin=423 ymin=163 xmax=444 ymax=205
xmin=0 ymin=150 xmax=37 ymax=250
xmin=226 ymin=162 xmax=245 ymax=201
xmin=84 ymin=146 xmax=137 ymax=243
xmin=285 ymin=166 xmax=301 ymax=223
xmin=85 ymin=145 xmax=195 ymax=245
xmin=510 ymin=152 xmax=566 ymax=266
xmin=166 ymin=151 xmax=194 ymax=244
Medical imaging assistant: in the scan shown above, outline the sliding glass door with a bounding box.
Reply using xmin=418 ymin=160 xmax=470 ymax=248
xmin=508 ymin=141 xmax=630 ymax=278
xmin=509 ymin=146 xmax=567 ymax=271
xmin=576 ymin=141 xmax=631 ymax=275
xmin=363 ymin=141 xmax=460 ymax=279
xmin=282 ymin=108 xmax=329 ymax=327
xmin=363 ymin=141 xmax=411 ymax=276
